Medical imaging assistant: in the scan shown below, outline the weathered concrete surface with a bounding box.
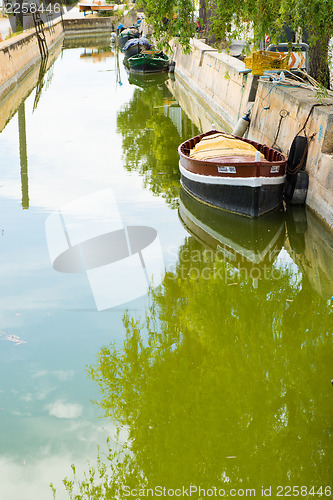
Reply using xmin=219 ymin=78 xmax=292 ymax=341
xmin=0 ymin=42 xmax=62 ymax=133
xmin=170 ymin=39 xmax=256 ymax=129
xmin=63 ymin=17 xmax=115 ymax=35
xmin=166 ymin=76 xmax=232 ymax=133
xmin=0 ymin=8 xmax=138 ymax=97
xmin=248 ymin=81 xmax=333 ymax=228
xmin=172 ymin=39 xmax=333 ymax=229
xmin=63 ymin=8 xmax=138 ymax=36
xmin=0 ymin=19 xmax=64 ymax=99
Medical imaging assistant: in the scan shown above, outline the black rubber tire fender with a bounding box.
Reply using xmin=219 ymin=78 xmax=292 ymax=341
xmin=287 ymin=136 xmax=308 ymax=173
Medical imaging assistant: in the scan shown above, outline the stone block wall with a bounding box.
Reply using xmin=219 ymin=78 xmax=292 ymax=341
xmin=171 ymin=39 xmax=255 ymax=129
xmin=248 ymin=81 xmax=333 ymax=227
xmin=0 ymin=19 xmax=64 ymax=98
xmin=172 ymin=39 xmax=333 ymax=228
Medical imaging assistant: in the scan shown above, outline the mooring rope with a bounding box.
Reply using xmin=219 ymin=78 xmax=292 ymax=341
xmin=271 ymin=109 xmax=290 ymax=149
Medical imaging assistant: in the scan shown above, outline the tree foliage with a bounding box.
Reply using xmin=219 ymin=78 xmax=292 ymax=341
xmin=138 ymin=0 xmax=197 ymax=49
xmin=116 ymin=79 xmax=199 ymax=208
xmin=138 ymin=0 xmax=333 ymax=85
xmin=52 ymin=188 xmax=333 ymax=499
xmin=209 ymin=0 xmax=333 ymax=85
xmin=54 ymin=230 xmax=333 ymax=499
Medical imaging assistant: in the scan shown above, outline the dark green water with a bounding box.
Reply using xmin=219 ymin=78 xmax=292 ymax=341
xmin=0 ymin=37 xmax=332 ymax=500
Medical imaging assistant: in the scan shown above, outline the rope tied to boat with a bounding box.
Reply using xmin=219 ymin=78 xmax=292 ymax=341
xmin=296 ymin=103 xmax=320 ymax=137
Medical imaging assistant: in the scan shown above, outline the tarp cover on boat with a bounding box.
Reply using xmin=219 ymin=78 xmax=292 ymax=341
xmin=190 ymin=133 xmax=264 ymax=161
xmin=121 ymin=27 xmax=140 ymax=36
xmin=123 ymin=38 xmax=151 ymax=51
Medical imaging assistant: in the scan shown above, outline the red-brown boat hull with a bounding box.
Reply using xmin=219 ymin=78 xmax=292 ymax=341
xmin=178 ymin=130 xmax=288 ymax=217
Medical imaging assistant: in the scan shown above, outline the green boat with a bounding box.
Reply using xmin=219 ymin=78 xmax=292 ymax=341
xmin=126 ymin=51 xmax=170 ymax=74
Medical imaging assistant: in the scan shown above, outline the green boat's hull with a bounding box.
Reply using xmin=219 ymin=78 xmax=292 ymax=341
xmin=127 ymin=53 xmax=170 ymax=74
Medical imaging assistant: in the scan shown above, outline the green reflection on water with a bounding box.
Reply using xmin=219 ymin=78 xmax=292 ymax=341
xmin=1 ymin=35 xmax=332 ymax=500
xmin=58 ymin=195 xmax=333 ymax=498
xmin=117 ymin=77 xmax=199 ymax=208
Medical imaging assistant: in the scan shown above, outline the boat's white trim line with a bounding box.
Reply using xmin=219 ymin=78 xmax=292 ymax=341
xmin=179 ymin=163 xmax=286 ymax=187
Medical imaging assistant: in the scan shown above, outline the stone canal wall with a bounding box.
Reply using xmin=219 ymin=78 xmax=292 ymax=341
xmin=0 ymin=12 xmax=137 ymax=99
xmin=62 ymin=9 xmax=138 ymax=36
xmin=248 ymin=82 xmax=333 ymax=229
xmin=171 ymin=39 xmax=333 ymax=229
xmin=0 ymin=42 xmax=62 ymax=133
xmin=62 ymin=17 xmax=115 ymax=36
xmin=170 ymin=39 xmax=256 ymax=130
xmin=0 ymin=19 xmax=64 ymax=99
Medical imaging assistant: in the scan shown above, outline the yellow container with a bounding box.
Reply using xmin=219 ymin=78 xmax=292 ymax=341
xmin=245 ymin=50 xmax=290 ymax=75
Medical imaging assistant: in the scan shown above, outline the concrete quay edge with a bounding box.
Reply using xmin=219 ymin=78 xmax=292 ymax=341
xmin=170 ymin=38 xmax=333 ymax=229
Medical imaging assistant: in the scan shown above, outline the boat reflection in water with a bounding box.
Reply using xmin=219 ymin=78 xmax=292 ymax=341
xmin=179 ymin=186 xmax=333 ymax=298
xmin=178 ymin=187 xmax=286 ymax=287
xmin=127 ymin=71 xmax=170 ymax=88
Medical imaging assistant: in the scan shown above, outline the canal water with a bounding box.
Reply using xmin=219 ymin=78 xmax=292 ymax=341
xmin=0 ymin=36 xmax=332 ymax=500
